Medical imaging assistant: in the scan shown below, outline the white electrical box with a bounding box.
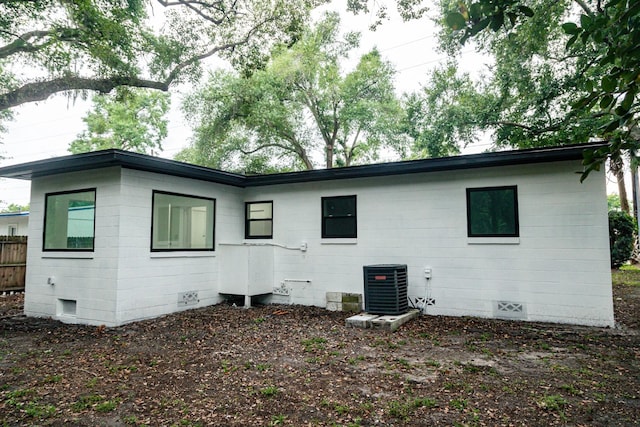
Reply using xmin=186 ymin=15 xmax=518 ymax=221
xmin=424 ymin=267 xmax=432 ymax=279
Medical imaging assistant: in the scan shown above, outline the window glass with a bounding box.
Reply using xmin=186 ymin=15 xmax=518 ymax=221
xmin=152 ymin=191 xmax=215 ymax=251
xmin=245 ymin=201 xmax=273 ymax=238
xmin=44 ymin=189 xmax=96 ymax=251
xmin=467 ymin=186 xmax=519 ymax=237
xmin=322 ymin=195 xmax=357 ymax=238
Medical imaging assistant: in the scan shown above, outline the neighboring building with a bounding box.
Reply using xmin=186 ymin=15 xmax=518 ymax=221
xmin=0 ymin=211 xmax=29 ymax=236
xmin=0 ymin=144 xmax=614 ymax=327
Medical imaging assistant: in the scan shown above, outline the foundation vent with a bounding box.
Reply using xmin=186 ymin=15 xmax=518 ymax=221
xmin=58 ymin=299 xmax=77 ymax=316
xmin=494 ymin=300 xmax=526 ymax=319
xmin=178 ymin=291 xmax=199 ymax=307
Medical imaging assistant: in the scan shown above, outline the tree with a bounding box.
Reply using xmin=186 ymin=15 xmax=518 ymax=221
xmin=403 ymin=63 xmax=493 ymax=158
xmin=608 ymin=193 xmax=622 ymax=211
xmin=346 ymin=0 xmax=429 ymax=29
xmin=439 ymin=0 xmax=640 ymax=178
xmin=348 ymin=0 xmax=639 ymax=183
xmin=178 ymin=13 xmax=408 ymax=172
xmin=69 ymin=87 xmax=169 ymax=155
xmin=0 ymin=203 xmax=29 ymax=213
xmin=0 ymin=0 xmax=319 ymax=115
xmin=609 ymin=209 xmax=636 ymax=268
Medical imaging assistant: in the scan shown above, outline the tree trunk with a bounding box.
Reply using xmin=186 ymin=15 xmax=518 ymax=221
xmin=611 ymin=156 xmax=630 ymax=214
xmin=325 ymin=143 xmax=333 ymax=169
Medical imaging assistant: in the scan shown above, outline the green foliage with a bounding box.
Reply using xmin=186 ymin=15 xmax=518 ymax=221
xmin=403 ymin=64 xmax=479 ymax=158
xmin=178 ymin=13 xmax=408 ymax=172
xmin=0 ymin=0 xmax=318 ymax=115
xmin=259 ymin=386 xmax=279 ymax=397
xmin=608 ymin=194 xmax=622 ymax=211
xmin=346 ymin=0 xmax=429 ymax=29
xmin=0 ymin=203 xmax=29 ymax=213
xmin=301 ymin=336 xmax=328 ymax=352
xmin=69 ymin=87 xmax=169 ymax=155
xmin=440 ymin=0 xmax=640 ymax=178
xmin=609 ymin=210 xmax=636 ymax=268
xmin=612 ymin=264 xmax=640 ymax=286
xmin=387 ymin=400 xmax=410 ymax=420
xmin=537 ymin=394 xmax=567 ymax=411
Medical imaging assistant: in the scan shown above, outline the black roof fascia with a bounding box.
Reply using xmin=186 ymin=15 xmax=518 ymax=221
xmin=0 ymin=143 xmax=604 ymax=187
xmin=0 ymin=149 xmax=247 ymax=187
xmin=243 ymin=143 xmax=604 ymax=187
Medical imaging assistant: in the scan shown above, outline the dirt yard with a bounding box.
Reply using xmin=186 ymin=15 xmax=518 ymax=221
xmin=1 ymin=274 xmax=639 ymax=426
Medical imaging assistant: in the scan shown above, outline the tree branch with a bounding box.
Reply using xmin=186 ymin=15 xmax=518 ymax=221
xmin=486 ymin=120 xmax=564 ymax=135
xmin=0 ymin=15 xmax=277 ymax=111
xmin=156 ymin=0 xmax=231 ymax=25
xmin=346 ymin=126 xmax=362 ymax=165
xmin=0 ymin=76 xmax=168 ymax=111
xmin=239 ymin=142 xmax=292 ymax=155
xmin=0 ymin=29 xmax=82 ymax=59
xmin=164 ymin=16 xmax=274 ymax=86
xmin=574 ymin=0 xmax=594 ymax=15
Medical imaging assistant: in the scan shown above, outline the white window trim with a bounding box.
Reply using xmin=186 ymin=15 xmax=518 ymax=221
xmin=321 ymin=238 xmax=358 ymax=245
xmin=467 ymin=237 xmax=520 ymax=245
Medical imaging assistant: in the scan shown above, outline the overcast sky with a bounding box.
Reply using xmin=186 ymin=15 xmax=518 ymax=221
xmin=0 ymin=3 xmax=496 ymax=207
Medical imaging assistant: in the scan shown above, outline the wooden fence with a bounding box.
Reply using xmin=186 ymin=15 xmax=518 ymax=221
xmin=0 ymin=236 xmax=27 ymax=292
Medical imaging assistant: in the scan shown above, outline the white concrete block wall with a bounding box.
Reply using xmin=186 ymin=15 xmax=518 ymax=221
xmin=244 ymin=160 xmax=613 ymax=327
xmin=114 ymin=169 xmax=243 ymax=324
xmin=24 ymin=168 xmax=122 ymax=326
xmin=22 ymin=158 xmax=613 ymax=327
xmin=0 ymin=215 xmax=29 ymax=235
xmin=25 ymin=167 xmax=244 ymax=326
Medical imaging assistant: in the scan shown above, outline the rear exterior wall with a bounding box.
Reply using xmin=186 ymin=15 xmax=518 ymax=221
xmin=22 ymin=159 xmax=613 ymax=327
xmin=24 ymin=168 xmax=122 ymax=326
xmin=24 ymin=167 xmax=242 ymax=326
xmin=242 ymin=160 xmax=613 ymax=326
xmin=114 ymin=168 xmax=242 ymax=324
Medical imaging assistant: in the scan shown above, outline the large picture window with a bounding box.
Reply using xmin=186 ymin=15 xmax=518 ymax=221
xmin=466 ymin=186 xmax=519 ymax=237
xmin=43 ymin=188 xmax=96 ymax=251
xmin=151 ymin=191 xmax=215 ymax=251
xmin=245 ymin=201 xmax=273 ymax=239
xmin=322 ymin=195 xmax=357 ymax=238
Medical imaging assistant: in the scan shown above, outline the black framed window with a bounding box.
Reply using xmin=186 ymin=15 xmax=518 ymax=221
xmin=322 ymin=195 xmax=357 ymax=238
xmin=43 ymin=188 xmax=96 ymax=251
xmin=151 ymin=191 xmax=215 ymax=251
xmin=245 ymin=201 xmax=273 ymax=239
xmin=466 ymin=186 xmax=519 ymax=237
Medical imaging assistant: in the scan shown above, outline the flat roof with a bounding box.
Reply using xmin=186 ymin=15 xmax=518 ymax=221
xmin=0 ymin=211 xmax=29 ymax=217
xmin=0 ymin=143 xmax=604 ymax=188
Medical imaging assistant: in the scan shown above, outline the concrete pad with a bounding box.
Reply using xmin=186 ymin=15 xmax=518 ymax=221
xmin=345 ymin=310 xmax=419 ymax=331
xmin=345 ymin=313 xmax=378 ymax=328
xmin=371 ymin=309 xmax=420 ymax=332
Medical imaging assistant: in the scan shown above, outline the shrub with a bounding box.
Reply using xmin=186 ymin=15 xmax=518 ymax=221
xmin=609 ymin=210 xmax=636 ymax=268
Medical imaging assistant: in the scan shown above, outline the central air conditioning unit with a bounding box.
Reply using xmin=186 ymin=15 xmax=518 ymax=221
xmin=363 ymin=264 xmax=408 ymax=315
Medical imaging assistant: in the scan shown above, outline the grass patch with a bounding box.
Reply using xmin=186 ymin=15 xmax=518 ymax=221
xmin=260 ymin=386 xmax=279 ymax=397
xmin=612 ymin=266 xmax=640 ymax=287
xmin=387 ymin=400 xmax=410 ymax=420
xmin=413 ymin=397 xmax=437 ymax=408
xmin=24 ymin=402 xmax=56 ymax=418
xmin=301 ymin=337 xmax=327 ymax=352
xmin=538 ymin=394 xmax=567 ymax=411
xmin=95 ymin=399 xmax=120 ymax=412
xmin=71 ymin=394 xmax=104 ymax=412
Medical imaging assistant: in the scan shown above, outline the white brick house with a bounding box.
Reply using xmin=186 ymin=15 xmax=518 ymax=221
xmin=0 ymin=144 xmax=614 ymax=327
